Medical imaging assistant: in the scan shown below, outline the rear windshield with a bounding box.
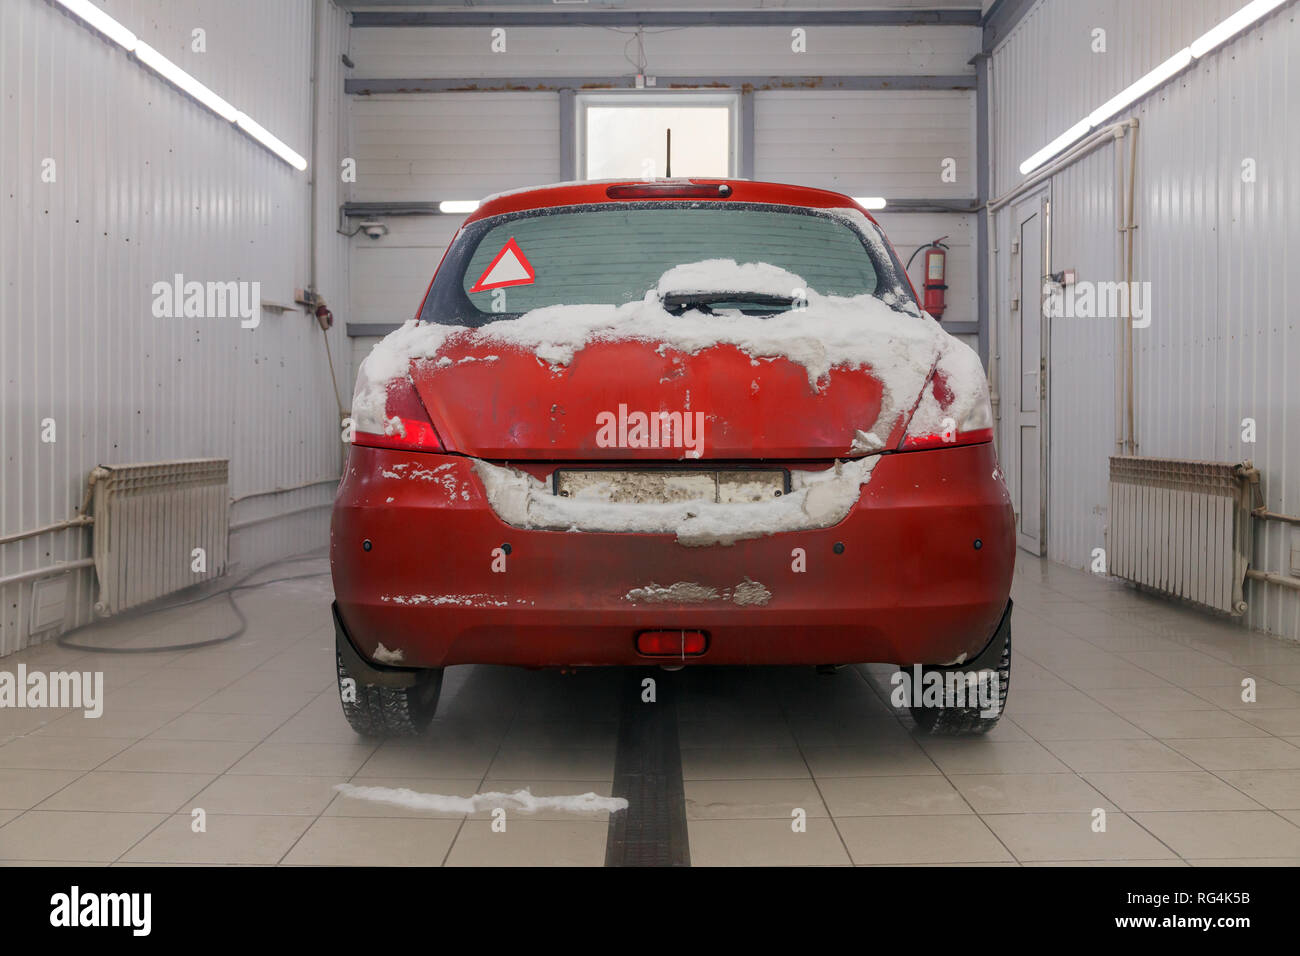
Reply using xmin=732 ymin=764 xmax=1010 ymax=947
xmin=419 ymin=201 xmax=916 ymax=326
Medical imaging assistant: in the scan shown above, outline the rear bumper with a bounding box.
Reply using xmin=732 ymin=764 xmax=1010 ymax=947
xmin=331 ymin=443 xmax=1015 ymax=669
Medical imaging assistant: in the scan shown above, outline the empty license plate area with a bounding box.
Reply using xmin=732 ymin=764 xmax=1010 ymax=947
xmin=553 ymin=469 xmax=788 ymax=504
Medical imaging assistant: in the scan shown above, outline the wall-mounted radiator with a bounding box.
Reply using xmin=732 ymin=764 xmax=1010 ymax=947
xmin=1108 ymin=457 xmax=1255 ymax=615
xmin=91 ymin=459 xmax=230 ymax=615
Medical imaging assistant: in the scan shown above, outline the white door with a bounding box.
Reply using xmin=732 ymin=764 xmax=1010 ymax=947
xmin=1014 ymin=194 xmax=1048 ymax=555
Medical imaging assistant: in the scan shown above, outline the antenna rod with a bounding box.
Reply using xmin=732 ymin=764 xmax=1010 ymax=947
xmin=666 ymin=128 xmax=671 ymax=178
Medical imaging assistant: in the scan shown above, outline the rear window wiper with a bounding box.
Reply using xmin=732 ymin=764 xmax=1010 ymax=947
xmin=661 ymin=292 xmax=795 ymax=315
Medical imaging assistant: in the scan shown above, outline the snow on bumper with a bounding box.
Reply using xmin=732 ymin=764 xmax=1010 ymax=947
xmin=471 ymin=456 xmax=876 ymax=546
xmin=330 ymin=444 xmax=1015 ymax=669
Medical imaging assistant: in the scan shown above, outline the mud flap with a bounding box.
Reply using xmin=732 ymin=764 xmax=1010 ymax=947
xmin=333 ymin=601 xmax=423 ymax=689
xmin=965 ymin=598 xmax=1013 ymax=672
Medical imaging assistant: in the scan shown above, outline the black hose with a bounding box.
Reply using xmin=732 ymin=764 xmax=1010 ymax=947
xmin=56 ymin=552 xmax=331 ymax=654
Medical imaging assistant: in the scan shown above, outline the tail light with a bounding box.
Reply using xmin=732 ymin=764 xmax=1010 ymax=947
xmin=636 ymin=630 xmax=708 ymax=657
xmin=351 ymin=362 xmax=443 ymax=453
xmin=898 ymin=422 xmax=994 ymax=451
xmin=898 ymin=342 xmax=994 ymax=451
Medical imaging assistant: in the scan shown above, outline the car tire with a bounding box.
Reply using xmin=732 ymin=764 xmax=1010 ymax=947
xmin=907 ymin=610 xmax=1011 ymax=736
xmin=335 ymin=650 xmax=443 ymax=737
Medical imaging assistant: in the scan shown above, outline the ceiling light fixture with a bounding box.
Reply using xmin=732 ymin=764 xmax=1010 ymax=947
xmin=52 ymin=0 xmax=307 ymax=171
xmin=1018 ymin=0 xmax=1287 ymax=175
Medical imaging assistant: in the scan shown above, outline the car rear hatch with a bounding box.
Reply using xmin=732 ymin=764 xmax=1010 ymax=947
xmin=407 ymin=335 xmax=940 ymax=460
xmin=399 ymin=196 xmax=946 ymax=461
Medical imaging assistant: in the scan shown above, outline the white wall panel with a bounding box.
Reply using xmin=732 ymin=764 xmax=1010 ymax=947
xmin=350 ymin=218 xmax=459 ymax=329
xmin=0 ymin=0 xmax=352 ymax=655
xmin=349 ymin=25 xmax=980 ymax=79
xmin=349 ymin=92 xmax=560 ymax=201
xmin=755 ymin=90 xmax=976 ymax=198
xmin=346 ymin=92 xmax=556 ymax=329
xmin=989 ymin=0 xmax=1299 ymax=639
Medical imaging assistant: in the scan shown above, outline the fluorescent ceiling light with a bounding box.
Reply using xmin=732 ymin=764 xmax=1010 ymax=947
xmin=52 ymin=0 xmax=306 ymax=171
xmin=852 ymin=197 xmax=887 ymax=210
xmin=1088 ymin=48 xmax=1192 ymax=126
xmin=235 ymin=113 xmax=308 ymax=171
xmin=134 ymin=43 xmax=238 ymax=122
xmin=439 ymin=200 xmax=481 ymax=214
xmin=1018 ymin=0 xmax=1283 ymax=176
xmin=55 ymin=0 xmax=136 ymax=49
xmin=1190 ymin=0 xmax=1288 ymax=57
xmin=1018 ymin=118 xmax=1091 ymax=176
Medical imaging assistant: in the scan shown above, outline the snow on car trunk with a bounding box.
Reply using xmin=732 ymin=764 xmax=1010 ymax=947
xmin=355 ymin=261 xmax=956 ymax=462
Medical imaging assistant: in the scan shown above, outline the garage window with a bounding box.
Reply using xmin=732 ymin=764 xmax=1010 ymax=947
xmin=577 ymin=92 xmax=738 ymax=180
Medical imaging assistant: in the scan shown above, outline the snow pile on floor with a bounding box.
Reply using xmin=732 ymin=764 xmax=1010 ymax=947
xmin=335 ymin=783 xmax=627 ymax=815
xmin=474 ymin=456 xmax=877 ymax=546
xmin=656 ymin=259 xmax=806 ymax=298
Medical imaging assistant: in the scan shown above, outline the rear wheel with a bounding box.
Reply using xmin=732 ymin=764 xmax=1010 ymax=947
xmin=907 ymin=607 xmax=1011 ymax=736
xmin=336 ymin=650 xmax=443 ymax=737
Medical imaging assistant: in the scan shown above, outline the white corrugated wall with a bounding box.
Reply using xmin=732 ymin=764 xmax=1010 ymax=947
xmin=0 ymin=0 xmax=352 ymax=655
xmin=988 ymin=0 xmax=1299 ymax=638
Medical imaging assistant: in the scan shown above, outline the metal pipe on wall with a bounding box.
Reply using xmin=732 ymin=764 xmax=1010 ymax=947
xmin=1254 ymin=509 xmax=1300 ymax=526
xmin=0 ymin=559 xmax=95 ymax=590
xmin=1246 ymin=570 xmax=1300 ymax=592
xmin=1115 ymin=124 xmax=1126 ymax=453
xmin=988 ymin=121 xmax=1133 ymax=213
xmin=1123 ymin=120 xmax=1140 ymax=455
xmin=983 ymin=53 xmax=1000 ymax=444
xmin=0 ymin=515 xmax=93 ymax=547
xmin=0 ymin=465 xmax=105 ymax=546
xmin=309 ymin=0 xmax=321 ymax=300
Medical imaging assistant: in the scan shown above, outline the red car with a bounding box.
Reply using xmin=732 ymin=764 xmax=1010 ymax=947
xmin=331 ymin=179 xmax=1015 ymax=736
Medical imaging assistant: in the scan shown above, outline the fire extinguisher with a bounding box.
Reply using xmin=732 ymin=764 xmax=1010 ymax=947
xmin=907 ymin=236 xmax=949 ymax=319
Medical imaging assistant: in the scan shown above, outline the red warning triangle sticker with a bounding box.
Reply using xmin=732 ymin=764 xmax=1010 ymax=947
xmin=468 ymin=236 xmax=536 ymax=293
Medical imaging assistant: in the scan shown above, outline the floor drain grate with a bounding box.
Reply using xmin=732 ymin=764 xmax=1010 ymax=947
xmin=604 ymin=668 xmax=690 ymax=867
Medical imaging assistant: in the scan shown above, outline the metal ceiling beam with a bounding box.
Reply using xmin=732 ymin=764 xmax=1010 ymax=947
xmin=980 ymin=0 xmax=1039 ymax=53
xmin=343 ymin=202 xmax=445 ymax=216
xmin=880 ymin=199 xmax=980 ymax=213
xmin=350 ymin=10 xmax=983 ymax=28
xmin=346 ymin=74 xmax=976 ymax=94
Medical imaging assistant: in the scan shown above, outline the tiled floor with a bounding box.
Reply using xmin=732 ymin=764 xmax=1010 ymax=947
xmin=2 ymin=554 xmax=1300 ymax=866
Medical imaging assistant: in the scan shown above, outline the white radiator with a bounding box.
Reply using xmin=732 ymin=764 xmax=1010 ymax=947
xmin=91 ymin=459 xmax=230 ymax=614
xmin=1108 ymin=457 xmax=1255 ymax=615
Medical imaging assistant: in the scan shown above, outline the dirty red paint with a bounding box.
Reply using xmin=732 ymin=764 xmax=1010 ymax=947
xmin=333 ymin=179 xmax=1015 ymax=669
